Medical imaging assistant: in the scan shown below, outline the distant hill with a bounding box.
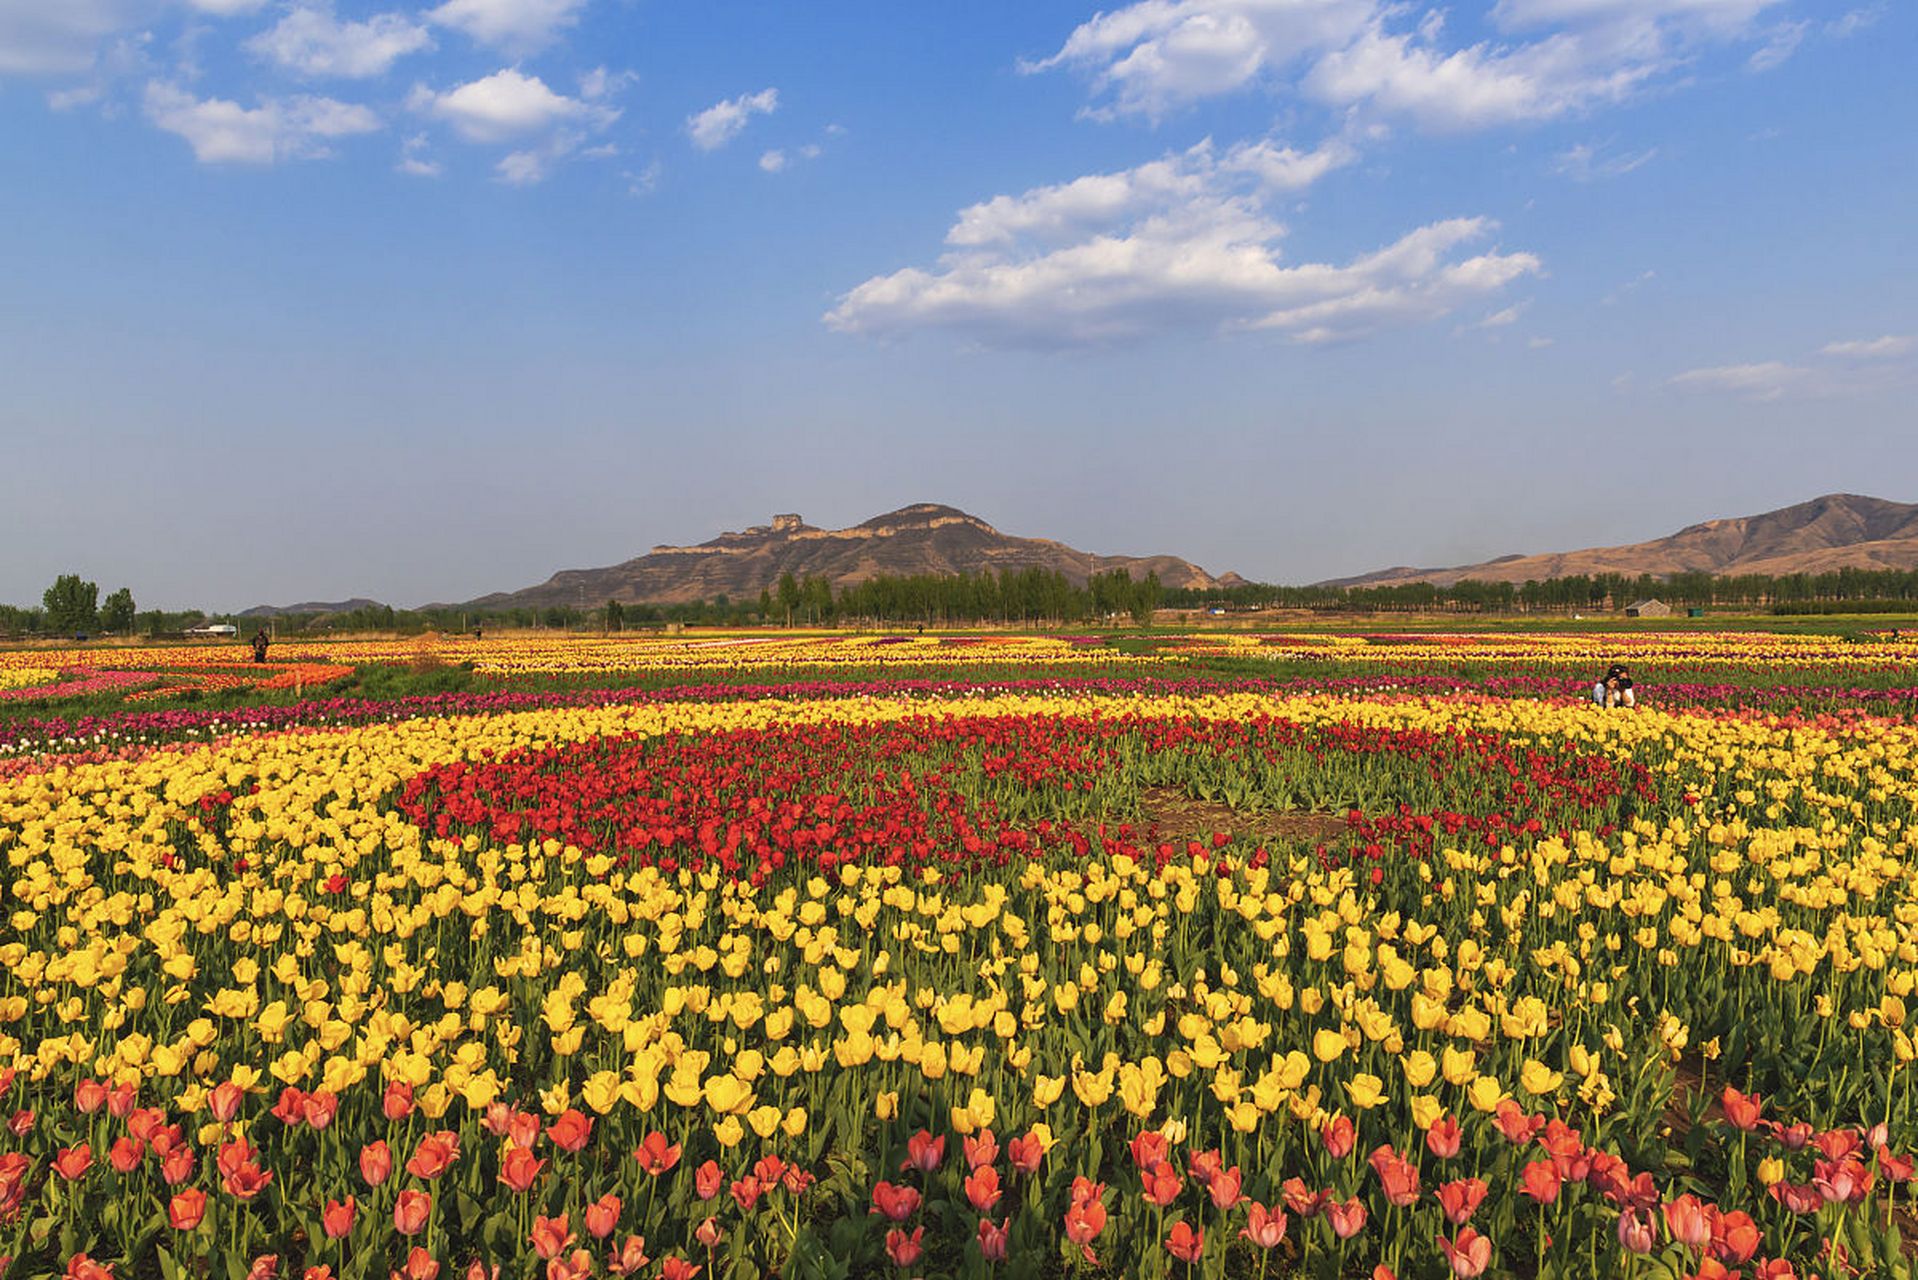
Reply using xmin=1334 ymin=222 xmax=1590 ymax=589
xmin=240 ymin=598 xmax=386 ymax=618
xmin=458 ymin=504 xmax=1235 ymax=609
xmin=1325 ymin=494 xmax=1918 ymax=588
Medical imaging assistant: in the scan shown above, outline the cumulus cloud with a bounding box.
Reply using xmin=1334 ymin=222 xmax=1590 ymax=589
xmin=143 ymin=80 xmax=380 ymax=162
xmin=0 ymin=1 xmax=151 ymax=76
xmin=409 ymin=67 xmax=613 ymax=143
xmin=686 ymin=87 xmax=777 ymax=151
xmin=1035 ymin=0 xmax=1788 ymax=129
xmin=827 ymin=142 xmax=1538 ymax=347
xmin=1669 ymin=360 xmax=1807 ymax=400
xmin=1821 ymin=334 xmax=1915 ymax=360
xmin=396 ymin=131 xmax=441 ymax=175
xmin=426 ymin=0 xmax=585 ymax=52
xmin=1672 ymin=336 xmax=1917 ymax=399
xmin=247 ymin=5 xmax=433 ymax=78
xmin=1553 ymin=139 xmax=1657 ymax=180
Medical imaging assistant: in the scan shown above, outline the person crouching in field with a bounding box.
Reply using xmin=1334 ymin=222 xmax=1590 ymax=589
xmin=1593 ymin=663 xmax=1635 ymax=708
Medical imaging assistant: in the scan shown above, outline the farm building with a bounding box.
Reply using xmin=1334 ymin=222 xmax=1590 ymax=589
xmin=1626 ymin=599 xmax=1673 ymax=618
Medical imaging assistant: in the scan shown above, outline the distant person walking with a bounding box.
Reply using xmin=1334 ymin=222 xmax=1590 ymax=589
xmin=1592 ymin=663 xmax=1635 ymax=708
xmin=251 ymin=627 xmax=271 ymax=664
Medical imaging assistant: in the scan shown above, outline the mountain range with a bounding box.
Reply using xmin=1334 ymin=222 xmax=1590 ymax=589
xmin=452 ymin=504 xmax=1238 ymax=610
xmin=1324 ymin=493 xmax=1918 ymax=588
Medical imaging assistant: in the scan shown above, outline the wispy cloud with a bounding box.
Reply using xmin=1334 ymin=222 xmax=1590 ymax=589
xmin=686 ymin=87 xmax=777 ymax=151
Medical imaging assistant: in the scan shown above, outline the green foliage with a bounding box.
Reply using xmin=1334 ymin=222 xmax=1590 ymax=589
xmin=99 ymin=587 xmax=136 ymax=634
xmin=43 ymin=573 xmax=99 ymax=633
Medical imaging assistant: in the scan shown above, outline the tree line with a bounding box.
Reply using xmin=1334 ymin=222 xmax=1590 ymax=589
xmin=1164 ymin=565 xmax=1918 ymax=614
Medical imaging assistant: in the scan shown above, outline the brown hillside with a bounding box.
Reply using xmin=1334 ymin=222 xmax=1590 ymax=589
xmin=461 ymin=504 xmax=1229 ymax=608
xmin=1324 ymin=494 xmax=1918 ymax=588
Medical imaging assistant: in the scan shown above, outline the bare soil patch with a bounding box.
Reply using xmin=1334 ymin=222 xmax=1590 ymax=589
xmin=1134 ymin=785 xmax=1350 ymax=844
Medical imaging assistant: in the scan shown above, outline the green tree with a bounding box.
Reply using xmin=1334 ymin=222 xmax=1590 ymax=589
xmin=43 ymin=574 xmax=99 ymax=633
xmin=605 ymin=599 xmax=625 ymax=632
xmin=99 ymin=587 xmax=136 ymax=634
xmin=776 ymin=572 xmax=801 ymax=627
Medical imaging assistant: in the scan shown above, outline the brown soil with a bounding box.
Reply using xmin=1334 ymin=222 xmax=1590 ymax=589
xmin=1134 ymin=786 xmax=1350 ymax=844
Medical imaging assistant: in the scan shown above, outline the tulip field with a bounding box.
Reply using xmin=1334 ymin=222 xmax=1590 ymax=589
xmin=3 ymin=628 xmax=1918 ymax=1280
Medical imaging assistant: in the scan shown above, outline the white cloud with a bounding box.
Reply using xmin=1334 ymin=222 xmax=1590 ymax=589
xmin=1036 ymin=0 xmax=1787 ymax=129
xmin=686 ymin=87 xmax=777 ymax=151
xmin=186 ymin=0 xmax=268 ymax=13
xmin=410 ymin=67 xmax=612 ymax=142
xmin=425 ymin=0 xmax=585 ymax=52
xmin=0 ymin=1 xmax=149 ymax=75
xmin=1528 ymin=335 xmax=1555 ymax=348
xmin=1474 ymin=301 xmax=1528 ymax=328
xmin=1668 ymin=361 xmax=1806 ymax=399
xmin=247 ymin=5 xmax=433 ymax=78
xmin=1553 ymin=139 xmax=1657 ymax=180
xmin=143 ymin=80 xmax=380 ymax=162
xmin=1745 ymin=19 xmax=1807 ymax=70
xmin=396 ymin=131 xmax=440 ymax=175
xmin=1821 ymin=335 xmax=1915 ymax=360
xmin=1673 ymin=335 xmax=1916 ymax=399
xmin=758 ymin=148 xmax=786 ymax=172
xmin=827 ymin=145 xmax=1537 ymax=347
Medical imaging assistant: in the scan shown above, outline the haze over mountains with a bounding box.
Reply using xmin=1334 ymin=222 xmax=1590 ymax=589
xmin=1326 ymin=494 xmax=1918 ymax=588
xmin=241 ymin=494 xmax=1918 ymax=616
xmin=454 ymin=504 xmax=1237 ymax=610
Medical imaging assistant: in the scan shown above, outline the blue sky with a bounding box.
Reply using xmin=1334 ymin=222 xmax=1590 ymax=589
xmin=0 ymin=0 xmax=1912 ymax=609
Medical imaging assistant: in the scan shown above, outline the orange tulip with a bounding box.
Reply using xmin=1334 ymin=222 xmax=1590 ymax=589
xmin=393 ymin=1189 xmax=431 ymax=1236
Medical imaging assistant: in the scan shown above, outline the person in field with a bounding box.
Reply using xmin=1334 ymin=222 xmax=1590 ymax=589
xmin=251 ymin=627 xmax=271 ymax=664
xmin=1593 ymin=663 xmax=1635 ymax=708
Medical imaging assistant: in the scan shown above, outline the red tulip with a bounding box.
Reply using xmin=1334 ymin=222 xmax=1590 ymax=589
xmin=1664 ymin=1195 xmax=1712 ymax=1249
xmin=53 ymin=1145 xmax=92 ymax=1181
xmin=659 ymin=1258 xmax=701 ymax=1280
xmin=107 ymin=1083 xmax=137 ymax=1119
xmin=1436 ymin=1177 xmax=1488 ymax=1226
xmin=1519 ymin=1160 xmax=1561 ymax=1205
xmin=1369 ymin=1145 xmax=1420 ymax=1207
xmin=1006 ymin=1131 xmax=1045 ymax=1175
xmin=976 ymin=1218 xmax=1008 ymax=1263
xmin=1439 ymin=1228 xmax=1493 ymax=1278
xmin=500 ymin=1146 xmax=547 ymax=1193
xmin=396 ymin=1248 xmax=438 ymax=1280
xmin=694 ymin=1218 xmax=723 ymax=1249
xmin=382 ymin=1082 xmax=415 ymax=1122
xmin=962 ymin=1129 xmax=999 ymax=1171
xmin=161 ymin=1145 xmax=196 ymax=1186
xmin=209 ymin=1083 xmax=245 ymax=1124
xmin=545 ymin=1111 xmax=593 ymax=1154
xmin=1720 ymin=1086 xmax=1762 ymax=1132
xmin=530 ymin=1215 xmax=574 ymax=1261
xmin=1325 ymin=1196 xmax=1367 ymax=1240
xmin=74 ymin=1079 xmax=109 ymax=1115
xmin=406 ymin=1132 xmax=460 ymax=1180
xmin=109 ymin=1138 xmax=144 ymax=1173
xmin=543 ymin=1249 xmax=591 ymax=1280
xmin=66 ymin=1253 xmax=115 ymax=1280
xmin=900 ymin=1130 xmax=944 ymax=1175
xmin=272 ymin=1088 xmax=307 ymax=1126
xmin=694 ymin=1159 xmax=724 ymax=1201
xmin=633 ymin=1132 xmax=681 ymax=1176
xmin=1321 ymin=1115 xmax=1356 ymax=1159
xmin=360 ymin=1141 xmax=393 ymax=1188
xmin=729 ymin=1176 xmax=763 ymax=1213
xmin=302 ymin=1093 xmax=339 ymax=1131
xmin=1187 ymin=1148 xmax=1223 ymax=1187
xmin=1165 ymin=1221 xmax=1204 ymax=1264
xmin=584 ymin=1194 xmax=620 ymax=1240
xmin=1426 ymin=1113 xmax=1463 ymax=1160
xmin=1240 ymin=1201 xmax=1287 ymax=1249
xmin=394 ymin=1190 xmax=432 ymax=1236
xmin=606 ymin=1236 xmax=650 ymax=1277
xmin=169 ymin=1189 xmax=208 ymax=1231
xmin=963 ymin=1165 xmax=1002 ymax=1213
xmin=1207 ymin=1165 xmax=1243 ymax=1211
xmin=1617 ymin=1208 xmax=1658 ymax=1254
xmin=322 ymin=1197 xmax=356 ymax=1240
xmin=1281 ymin=1177 xmax=1322 ymax=1217
xmin=1129 ymin=1130 xmax=1170 ymax=1172
xmin=247 ymin=1256 xmax=279 ymax=1280
xmin=884 ymin=1227 xmax=924 ymax=1268
xmin=1141 ymin=1161 xmax=1183 ymax=1207
xmin=870 ymin=1181 xmax=920 ymax=1222
xmin=1713 ymin=1209 xmax=1762 ymax=1264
